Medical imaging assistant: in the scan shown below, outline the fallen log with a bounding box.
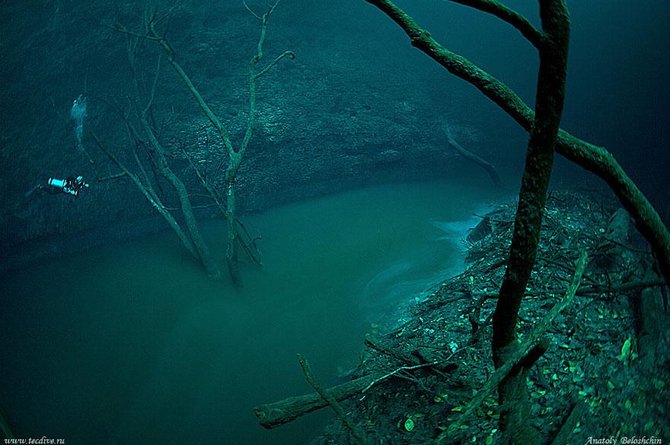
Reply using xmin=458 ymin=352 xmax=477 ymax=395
xmin=254 ymin=372 xmax=384 ymax=429
xmin=256 ymin=332 xmax=450 ymax=429
xmin=298 ymin=354 xmax=369 ymax=445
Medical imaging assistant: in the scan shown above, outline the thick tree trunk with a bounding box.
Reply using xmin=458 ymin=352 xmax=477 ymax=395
xmin=491 ymin=2 xmax=570 ymax=442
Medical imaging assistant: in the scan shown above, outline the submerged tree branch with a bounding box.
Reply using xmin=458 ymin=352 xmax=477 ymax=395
xmin=255 ymin=50 xmax=296 ymax=79
xmin=443 ymin=123 xmax=502 ymax=186
xmin=493 ymin=0 xmax=571 ymax=364
xmin=448 ymin=0 xmax=544 ymax=48
xmin=92 ymin=132 xmax=198 ymax=258
xmin=490 ymin=3 xmax=570 ymax=441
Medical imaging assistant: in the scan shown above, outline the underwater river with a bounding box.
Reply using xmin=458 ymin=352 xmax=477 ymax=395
xmin=0 ymin=181 xmax=498 ymax=444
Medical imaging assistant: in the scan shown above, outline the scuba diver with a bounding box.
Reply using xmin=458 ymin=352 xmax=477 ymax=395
xmin=25 ymin=175 xmax=89 ymax=198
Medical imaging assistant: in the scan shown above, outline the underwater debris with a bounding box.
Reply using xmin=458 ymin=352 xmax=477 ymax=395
xmin=257 ymin=190 xmax=669 ymax=444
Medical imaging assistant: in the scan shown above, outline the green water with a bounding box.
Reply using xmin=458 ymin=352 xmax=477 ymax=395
xmin=0 ymin=181 xmax=497 ymax=444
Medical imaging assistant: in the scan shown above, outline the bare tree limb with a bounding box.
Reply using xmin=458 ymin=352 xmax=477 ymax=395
xmin=448 ymin=0 xmax=544 ymax=48
xmin=181 ymin=147 xmax=263 ymax=266
xmin=242 ymin=0 xmax=262 ymax=20
xmin=255 ymin=50 xmax=296 ymax=79
xmin=92 ymin=132 xmax=198 ymax=258
xmin=443 ymin=122 xmax=502 ymax=186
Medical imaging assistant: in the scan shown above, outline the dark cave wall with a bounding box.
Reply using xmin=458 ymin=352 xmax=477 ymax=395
xmin=0 ymin=0 xmax=513 ymax=261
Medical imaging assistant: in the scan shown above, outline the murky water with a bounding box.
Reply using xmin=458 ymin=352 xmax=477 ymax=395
xmin=0 ymin=181 xmax=497 ymax=444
